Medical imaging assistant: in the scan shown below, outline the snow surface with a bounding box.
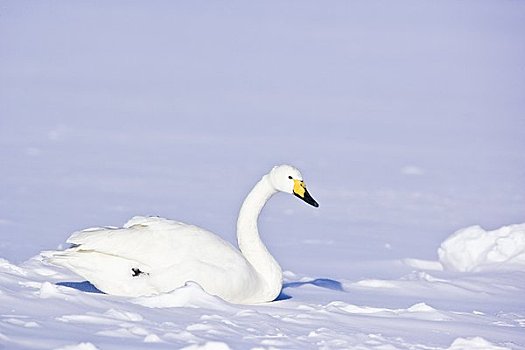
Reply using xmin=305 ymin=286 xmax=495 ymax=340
xmin=1 ymin=252 xmax=525 ymax=349
xmin=1 ymin=0 xmax=525 ymax=349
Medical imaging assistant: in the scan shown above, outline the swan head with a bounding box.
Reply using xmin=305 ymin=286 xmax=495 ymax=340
xmin=269 ymin=165 xmax=319 ymax=207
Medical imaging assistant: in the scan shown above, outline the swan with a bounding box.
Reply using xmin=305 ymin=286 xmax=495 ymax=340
xmin=45 ymin=165 xmax=319 ymax=304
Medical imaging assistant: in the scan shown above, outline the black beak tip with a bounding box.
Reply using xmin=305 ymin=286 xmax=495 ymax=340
xmin=296 ymin=191 xmax=319 ymax=208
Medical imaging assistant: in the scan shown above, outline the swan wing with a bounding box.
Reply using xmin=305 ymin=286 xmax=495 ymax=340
xmin=65 ymin=216 xmax=235 ymax=269
xmin=48 ymin=216 xmax=256 ymax=298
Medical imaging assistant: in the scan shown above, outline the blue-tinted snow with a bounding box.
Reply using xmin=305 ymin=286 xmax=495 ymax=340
xmin=1 ymin=1 xmax=524 ymax=349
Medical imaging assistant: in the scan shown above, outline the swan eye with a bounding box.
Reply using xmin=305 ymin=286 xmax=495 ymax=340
xmin=288 ymin=176 xmax=293 ymax=180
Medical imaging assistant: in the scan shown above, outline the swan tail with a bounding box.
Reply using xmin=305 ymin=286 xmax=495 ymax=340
xmin=43 ymin=249 xmax=156 ymax=296
xmin=43 ymin=248 xmax=94 ymax=273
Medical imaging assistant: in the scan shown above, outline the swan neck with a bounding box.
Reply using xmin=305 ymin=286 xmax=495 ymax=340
xmin=237 ymin=175 xmax=275 ymax=229
xmin=236 ymin=175 xmax=282 ymax=296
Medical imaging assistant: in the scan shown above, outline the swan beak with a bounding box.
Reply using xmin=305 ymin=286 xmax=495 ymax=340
xmin=293 ymin=180 xmax=319 ymax=207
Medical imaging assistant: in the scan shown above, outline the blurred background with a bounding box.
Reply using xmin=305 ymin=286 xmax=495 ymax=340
xmin=1 ymin=1 xmax=524 ymax=278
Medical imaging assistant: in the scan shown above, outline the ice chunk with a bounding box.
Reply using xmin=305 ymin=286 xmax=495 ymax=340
xmin=438 ymin=223 xmax=525 ymax=272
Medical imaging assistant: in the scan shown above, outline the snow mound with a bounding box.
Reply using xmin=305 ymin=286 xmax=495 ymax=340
xmin=438 ymin=223 xmax=525 ymax=272
xmin=131 ymin=281 xmax=233 ymax=310
xmin=0 ymin=258 xmax=27 ymax=276
xmin=447 ymin=336 xmax=510 ymax=350
xmin=54 ymin=343 xmax=100 ymax=350
xmin=180 ymin=342 xmax=231 ymax=350
xmin=327 ymin=301 xmax=450 ymax=321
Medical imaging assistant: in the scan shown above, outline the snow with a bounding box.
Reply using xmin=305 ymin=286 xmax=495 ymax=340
xmin=131 ymin=282 xmax=234 ymax=310
xmin=180 ymin=342 xmax=231 ymax=350
xmin=439 ymin=224 xmax=525 ymax=272
xmin=1 ymin=248 xmax=524 ymax=349
xmin=1 ymin=0 xmax=525 ymax=349
xmin=447 ymin=337 xmax=511 ymax=350
xmin=55 ymin=343 xmax=100 ymax=350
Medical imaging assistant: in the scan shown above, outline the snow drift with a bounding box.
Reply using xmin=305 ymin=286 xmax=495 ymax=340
xmin=438 ymin=223 xmax=525 ymax=272
xmin=2 ymin=255 xmax=524 ymax=349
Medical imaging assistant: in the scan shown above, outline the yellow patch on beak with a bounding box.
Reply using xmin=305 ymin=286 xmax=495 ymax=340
xmin=292 ymin=178 xmax=319 ymax=207
xmin=293 ymin=179 xmax=306 ymax=198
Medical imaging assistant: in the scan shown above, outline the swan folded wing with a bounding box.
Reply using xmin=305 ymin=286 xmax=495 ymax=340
xmin=65 ymin=216 xmax=246 ymax=273
xmin=51 ymin=216 xmax=261 ymax=300
xmin=48 ymin=250 xmax=160 ymax=296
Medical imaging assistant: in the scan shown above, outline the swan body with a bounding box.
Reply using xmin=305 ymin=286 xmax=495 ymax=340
xmin=46 ymin=165 xmax=319 ymax=304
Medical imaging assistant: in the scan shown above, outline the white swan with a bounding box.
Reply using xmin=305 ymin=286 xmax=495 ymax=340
xmin=45 ymin=165 xmax=319 ymax=304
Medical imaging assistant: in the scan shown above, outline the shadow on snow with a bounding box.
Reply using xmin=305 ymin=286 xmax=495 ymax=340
xmin=56 ymin=277 xmax=344 ymax=301
xmin=57 ymin=281 xmax=104 ymax=294
xmin=275 ymin=278 xmax=344 ymax=301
